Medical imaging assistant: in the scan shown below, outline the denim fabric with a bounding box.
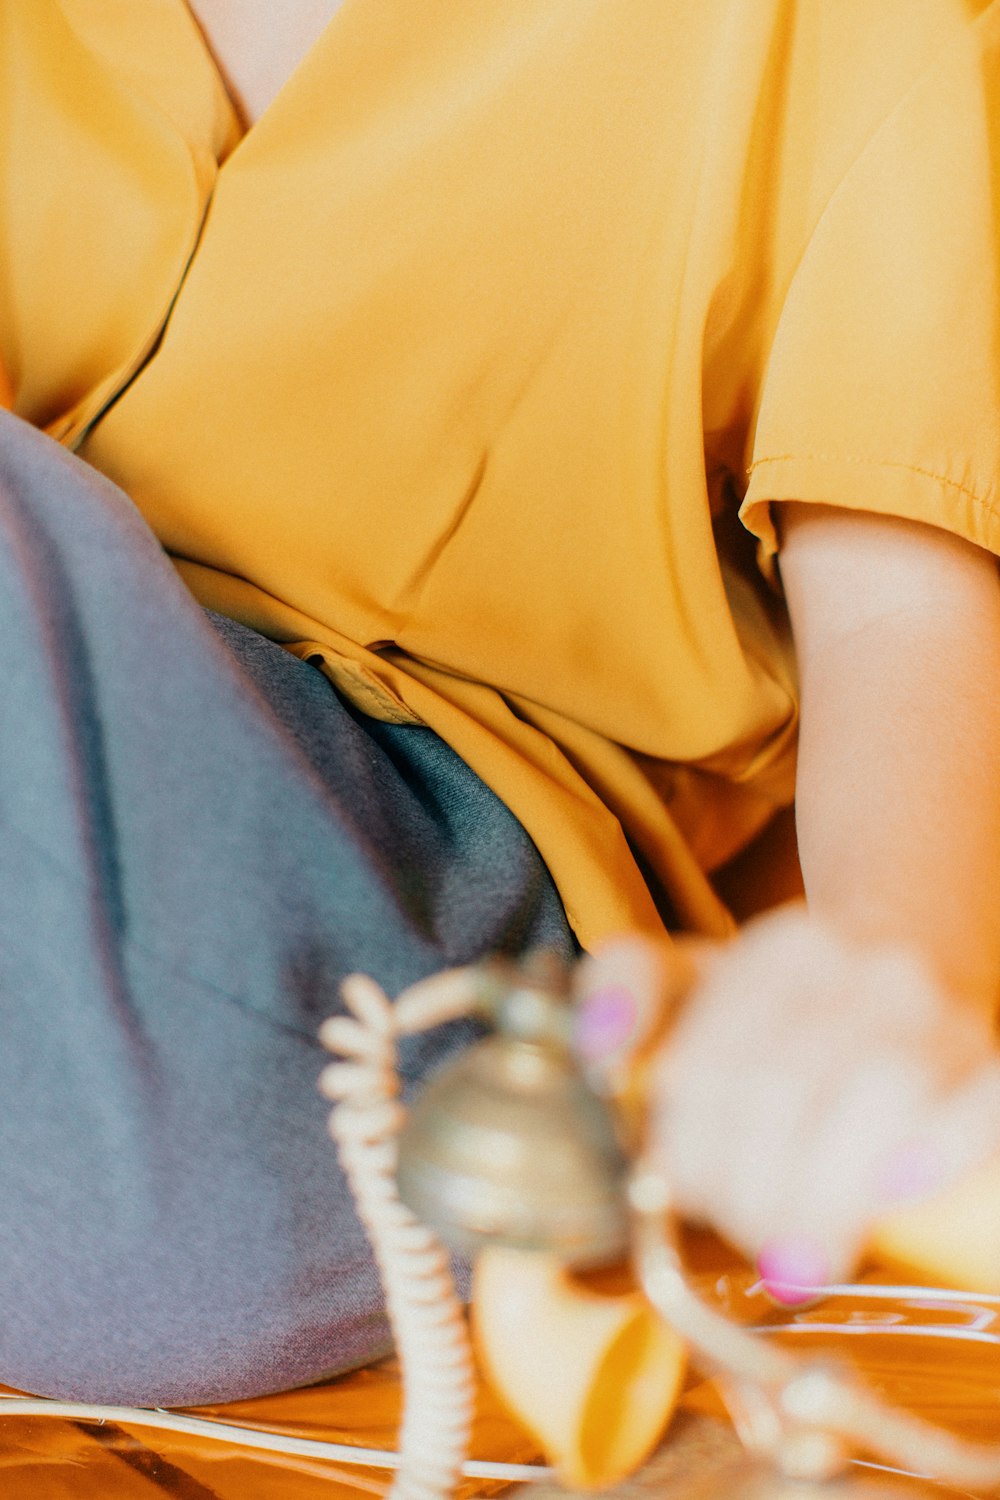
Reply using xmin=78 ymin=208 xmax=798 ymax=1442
xmin=0 ymin=408 xmax=573 ymax=1406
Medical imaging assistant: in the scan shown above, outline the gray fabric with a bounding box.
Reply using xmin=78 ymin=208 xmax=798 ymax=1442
xmin=0 ymin=408 xmax=574 ymax=1407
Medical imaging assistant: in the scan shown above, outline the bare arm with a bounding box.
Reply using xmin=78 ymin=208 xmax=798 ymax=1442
xmin=584 ymin=504 xmax=1000 ymax=1278
xmin=779 ymin=502 xmax=1000 ymax=1018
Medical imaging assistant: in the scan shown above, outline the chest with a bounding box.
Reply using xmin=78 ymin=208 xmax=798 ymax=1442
xmin=183 ymin=0 xmax=349 ymax=124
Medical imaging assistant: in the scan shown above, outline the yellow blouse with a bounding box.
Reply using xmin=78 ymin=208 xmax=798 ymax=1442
xmin=2 ymin=0 xmax=999 ymax=948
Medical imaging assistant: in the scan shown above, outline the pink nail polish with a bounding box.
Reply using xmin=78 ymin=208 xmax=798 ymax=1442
xmin=878 ymin=1143 xmax=946 ymax=1207
xmin=758 ymin=1236 xmax=830 ymax=1306
xmin=575 ymin=985 xmax=638 ymax=1060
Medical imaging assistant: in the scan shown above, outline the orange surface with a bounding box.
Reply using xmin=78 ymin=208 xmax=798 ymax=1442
xmin=2 ymin=1238 xmax=998 ymax=1497
xmin=0 ymin=1356 xmax=539 ymax=1500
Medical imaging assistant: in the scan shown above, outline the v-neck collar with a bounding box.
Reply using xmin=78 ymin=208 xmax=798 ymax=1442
xmin=178 ymin=0 xmax=349 ymax=136
xmin=175 ymin=0 xmax=359 ymax=165
xmin=54 ymin=0 xmax=243 ymax=174
xmin=53 ymin=0 xmax=362 ymax=177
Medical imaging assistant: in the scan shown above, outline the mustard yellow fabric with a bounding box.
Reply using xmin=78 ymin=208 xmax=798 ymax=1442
xmin=2 ymin=0 xmax=999 ymax=948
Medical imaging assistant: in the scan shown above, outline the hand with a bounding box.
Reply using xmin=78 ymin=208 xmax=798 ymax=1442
xmin=579 ymin=907 xmax=1000 ymax=1298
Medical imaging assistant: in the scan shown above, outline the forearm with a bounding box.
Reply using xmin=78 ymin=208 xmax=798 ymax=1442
xmin=780 ymin=504 xmax=1000 ymax=1018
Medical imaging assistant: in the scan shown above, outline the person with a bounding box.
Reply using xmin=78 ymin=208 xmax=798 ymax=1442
xmin=0 ymin=0 xmax=998 ymax=1405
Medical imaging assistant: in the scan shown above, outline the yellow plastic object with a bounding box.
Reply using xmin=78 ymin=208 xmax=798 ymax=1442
xmin=469 ymin=1150 xmax=1000 ymax=1493
xmin=871 ymin=1153 xmax=1000 ymax=1292
xmin=472 ymin=1248 xmax=687 ymax=1490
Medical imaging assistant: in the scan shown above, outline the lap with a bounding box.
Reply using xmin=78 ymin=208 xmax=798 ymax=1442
xmin=0 ymin=409 xmax=573 ymax=1405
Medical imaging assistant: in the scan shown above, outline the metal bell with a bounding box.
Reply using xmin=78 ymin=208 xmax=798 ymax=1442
xmin=396 ymin=958 xmax=629 ymax=1266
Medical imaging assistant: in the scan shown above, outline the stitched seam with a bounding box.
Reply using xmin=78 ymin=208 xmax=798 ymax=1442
xmin=0 ymin=811 xmax=324 ymax=1044
xmin=746 ymin=454 xmax=999 ymax=517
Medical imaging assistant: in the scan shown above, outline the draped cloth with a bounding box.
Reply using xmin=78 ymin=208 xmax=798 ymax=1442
xmin=0 ymin=408 xmax=572 ymax=1405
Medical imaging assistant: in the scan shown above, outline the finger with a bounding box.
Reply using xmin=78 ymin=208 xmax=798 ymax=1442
xmin=658 ymin=908 xmax=860 ymax=1106
xmin=758 ymin=1050 xmax=939 ymax=1285
xmin=572 ymin=934 xmax=687 ymax=1068
xmin=912 ymin=1058 xmax=1000 ymax=1190
xmin=756 ymin=1053 xmax=1000 ymax=1292
xmin=654 ymin=920 xmax=868 ymax=1232
xmin=870 ymin=1064 xmax=1000 ymax=1290
xmin=712 ymin=967 xmax=973 ymax=1264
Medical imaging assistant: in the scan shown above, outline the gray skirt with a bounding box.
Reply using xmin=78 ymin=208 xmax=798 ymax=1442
xmin=0 ymin=408 xmax=574 ymax=1407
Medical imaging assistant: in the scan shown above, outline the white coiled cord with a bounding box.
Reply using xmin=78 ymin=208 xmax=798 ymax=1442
xmin=319 ymin=968 xmax=484 ymax=1500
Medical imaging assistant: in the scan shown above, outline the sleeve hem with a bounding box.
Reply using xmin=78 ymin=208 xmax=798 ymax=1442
xmin=740 ymin=455 xmax=1000 ymax=560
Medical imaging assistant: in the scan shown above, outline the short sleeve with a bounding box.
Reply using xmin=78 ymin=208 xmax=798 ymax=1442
xmin=740 ymin=4 xmax=1000 ymax=559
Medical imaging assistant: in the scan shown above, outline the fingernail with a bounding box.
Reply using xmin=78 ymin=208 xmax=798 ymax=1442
xmin=757 ymin=1236 xmax=830 ymax=1306
xmin=575 ymin=985 xmax=638 ymax=1060
xmin=877 ymin=1143 xmax=947 ymax=1207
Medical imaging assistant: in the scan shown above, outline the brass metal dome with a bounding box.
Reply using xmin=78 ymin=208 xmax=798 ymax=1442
xmin=396 ymin=964 xmax=628 ymax=1266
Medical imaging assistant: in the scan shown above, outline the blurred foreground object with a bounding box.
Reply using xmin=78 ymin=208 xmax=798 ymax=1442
xmin=871 ymin=1152 xmax=1000 ymax=1290
xmin=320 ymin=951 xmax=1000 ymax=1498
